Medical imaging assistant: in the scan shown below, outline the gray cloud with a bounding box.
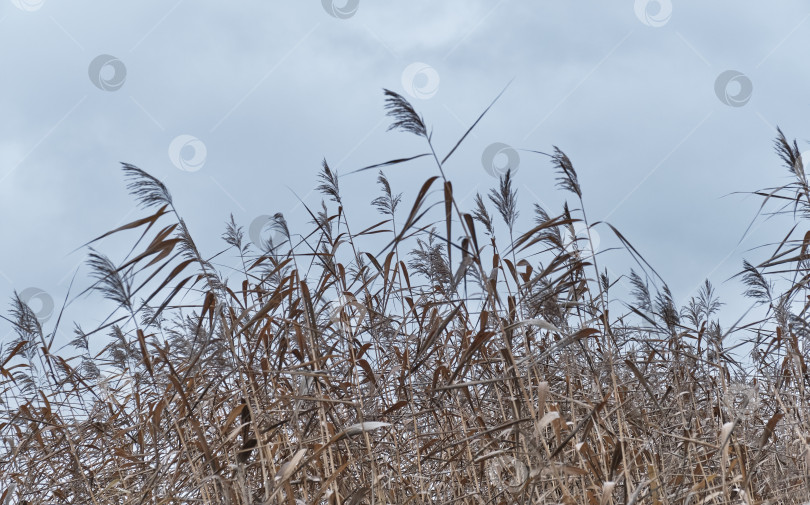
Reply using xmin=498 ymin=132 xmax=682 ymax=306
xmin=1 ymin=1 xmax=808 ymax=344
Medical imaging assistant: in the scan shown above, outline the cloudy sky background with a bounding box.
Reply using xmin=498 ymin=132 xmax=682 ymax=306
xmin=1 ymin=1 xmax=809 ymax=352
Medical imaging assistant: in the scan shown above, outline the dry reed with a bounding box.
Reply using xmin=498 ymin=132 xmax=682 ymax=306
xmin=1 ymin=90 xmax=809 ymax=504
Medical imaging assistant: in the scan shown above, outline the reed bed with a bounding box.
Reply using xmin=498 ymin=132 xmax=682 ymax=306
xmin=1 ymin=89 xmax=809 ymax=504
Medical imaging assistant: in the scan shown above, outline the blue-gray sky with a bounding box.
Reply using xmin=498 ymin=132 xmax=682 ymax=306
xmin=1 ymin=1 xmax=808 ymax=345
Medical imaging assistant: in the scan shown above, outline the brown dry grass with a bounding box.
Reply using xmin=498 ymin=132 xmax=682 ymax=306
xmin=2 ymin=90 xmax=810 ymax=504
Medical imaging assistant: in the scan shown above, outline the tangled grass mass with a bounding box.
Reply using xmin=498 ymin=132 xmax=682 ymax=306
xmin=2 ymin=89 xmax=810 ymax=504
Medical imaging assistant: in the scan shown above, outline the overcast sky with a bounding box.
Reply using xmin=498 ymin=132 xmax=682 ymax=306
xmin=1 ymin=1 xmax=809 ymax=347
